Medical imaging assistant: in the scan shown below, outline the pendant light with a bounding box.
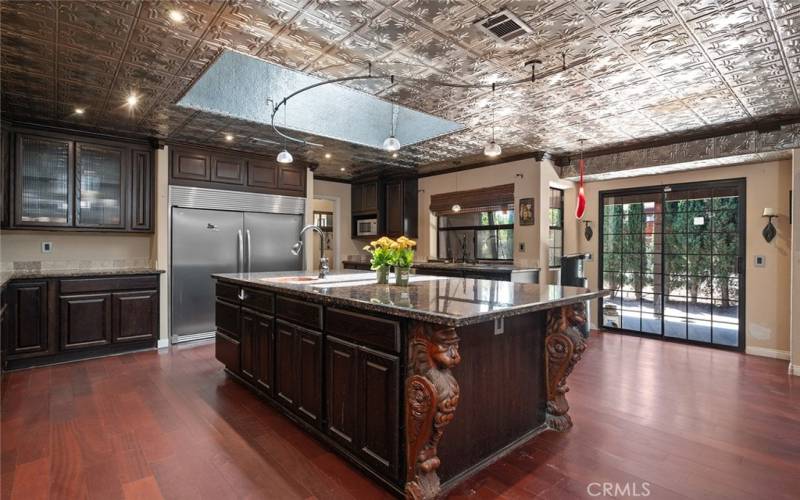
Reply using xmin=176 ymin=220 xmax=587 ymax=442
xmin=484 ymin=83 xmax=501 ymax=157
xmin=451 ymin=173 xmax=461 ymax=212
xmin=276 ymin=100 xmax=293 ymax=164
xmin=575 ymin=139 xmax=587 ymax=220
xmin=383 ymin=81 xmax=401 ymax=152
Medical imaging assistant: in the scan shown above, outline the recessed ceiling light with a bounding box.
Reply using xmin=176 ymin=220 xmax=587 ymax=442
xmin=392 ymin=152 xmax=398 ymax=158
xmin=168 ymin=10 xmax=185 ymax=23
xmin=225 ymin=134 xmax=234 ymax=142
xmin=324 ymin=153 xmax=331 ymax=159
xmin=340 ymin=167 xmax=346 ymax=172
xmin=74 ymin=107 xmax=85 ymax=115
xmin=126 ymin=93 xmax=139 ymax=107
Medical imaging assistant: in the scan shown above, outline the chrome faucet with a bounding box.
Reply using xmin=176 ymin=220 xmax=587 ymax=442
xmin=291 ymin=224 xmax=329 ymax=279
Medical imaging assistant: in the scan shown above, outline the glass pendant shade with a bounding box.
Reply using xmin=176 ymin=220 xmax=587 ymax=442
xmin=276 ymin=149 xmax=293 ymax=164
xmin=484 ymin=140 xmax=501 ymax=157
xmin=451 ymin=204 xmax=461 ymax=213
xmin=383 ymin=135 xmax=401 ymax=152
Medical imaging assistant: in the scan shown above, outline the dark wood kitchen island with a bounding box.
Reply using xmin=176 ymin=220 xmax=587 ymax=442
xmin=212 ymin=271 xmax=608 ymax=499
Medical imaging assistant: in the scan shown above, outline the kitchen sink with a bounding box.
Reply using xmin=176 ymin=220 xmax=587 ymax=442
xmin=263 ymin=276 xmax=320 ymax=283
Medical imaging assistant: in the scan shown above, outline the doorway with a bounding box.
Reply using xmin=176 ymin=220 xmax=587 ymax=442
xmin=312 ymin=196 xmax=339 ymax=271
xmin=599 ymin=179 xmax=745 ymax=350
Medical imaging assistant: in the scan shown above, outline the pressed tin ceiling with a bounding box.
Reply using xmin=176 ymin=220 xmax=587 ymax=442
xmin=1 ymin=0 xmax=800 ymax=180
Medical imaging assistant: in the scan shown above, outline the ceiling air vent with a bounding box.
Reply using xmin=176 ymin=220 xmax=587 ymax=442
xmin=475 ymin=9 xmax=533 ymax=43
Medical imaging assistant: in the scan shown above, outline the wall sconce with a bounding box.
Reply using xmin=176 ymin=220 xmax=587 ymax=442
xmin=762 ymin=208 xmax=777 ymax=242
xmin=583 ymin=220 xmax=593 ymax=241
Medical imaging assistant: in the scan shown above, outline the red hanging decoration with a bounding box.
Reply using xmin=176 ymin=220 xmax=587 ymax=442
xmin=575 ymin=157 xmax=587 ymax=220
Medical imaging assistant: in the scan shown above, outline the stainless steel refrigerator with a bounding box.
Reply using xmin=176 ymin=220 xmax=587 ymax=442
xmin=170 ymin=186 xmax=305 ymax=342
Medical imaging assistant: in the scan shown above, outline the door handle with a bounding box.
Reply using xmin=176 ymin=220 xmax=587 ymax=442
xmin=237 ymin=230 xmax=243 ymax=273
xmin=246 ymin=229 xmax=252 ymax=273
xmin=238 ymin=289 xmax=246 ymax=301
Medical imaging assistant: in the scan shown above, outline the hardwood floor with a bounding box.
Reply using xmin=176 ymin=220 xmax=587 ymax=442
xmin=2 ymin=331 xmax=798 ymax=499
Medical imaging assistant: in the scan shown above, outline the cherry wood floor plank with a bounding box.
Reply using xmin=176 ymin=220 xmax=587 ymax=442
xmin=2 ymin=332 xmax=798 ymax=499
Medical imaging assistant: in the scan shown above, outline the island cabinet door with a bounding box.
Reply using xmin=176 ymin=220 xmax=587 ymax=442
xmin=253 ymin=310 xmax=275 ymax=395
xmin=275 ymin=320 xmax=298 ymax=408
xmin=240 ymin=310 xmax=256 ymax=382
xmin=325 ymin=335 xmax=359 ymax=449
xmin=296 ymin=326 xmax=323 ymax=427
xmin=356 ymin=346 xmax=400 ymax=480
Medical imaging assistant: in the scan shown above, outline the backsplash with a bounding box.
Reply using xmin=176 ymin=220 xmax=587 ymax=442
xmin=1 ymin=259 xmax=156 ymax=273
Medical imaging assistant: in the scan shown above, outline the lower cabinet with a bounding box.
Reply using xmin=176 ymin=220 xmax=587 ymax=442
xmin=6 ymin=280 xmax=49 ymax=357
xmin=2 ymin=274 xmax=160 ymax=369
xmin=240 ymin=306 xmax=274 ymax=395
xmin=325 ymin=335 xmax=400 ymax=481
xmin=60 ymin=292 xmax=112 ymax=350
xmin=274 ymin=319 xmax=323 ymax=427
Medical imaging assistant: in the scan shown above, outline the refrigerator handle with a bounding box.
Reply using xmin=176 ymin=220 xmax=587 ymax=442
xmin=237 ymin=230 xmax=243 ymax=273
xmin=246 ymin=229 xmax=252 ymax=273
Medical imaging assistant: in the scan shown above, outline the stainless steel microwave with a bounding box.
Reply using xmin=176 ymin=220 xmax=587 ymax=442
xmin=356 ymin=218 xmax=378 ymax=236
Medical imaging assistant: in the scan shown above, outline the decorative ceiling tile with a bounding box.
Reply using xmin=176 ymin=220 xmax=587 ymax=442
xmin=131 ymin=20 xmax=199 ymax=58
xmin=687 ymin=2 xmax=767 ymax=42
xmin=0 ymin=1 xmax=56 ymax=41
xmin=309 ymin=0 xmax=381 ymax=32
xmin=58 ymin=1 xmax=134 ymax=38
xmin=125 ymin=43 xmax=187 ymax=75
xmin=138 ymin=0 xmax=219 ymax=37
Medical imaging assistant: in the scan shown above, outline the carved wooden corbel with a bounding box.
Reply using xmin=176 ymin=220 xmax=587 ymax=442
xmin=404 ymin=322 xmax=461 ymax=500
xmin=545 ymin=302 xmax=588 ymax=432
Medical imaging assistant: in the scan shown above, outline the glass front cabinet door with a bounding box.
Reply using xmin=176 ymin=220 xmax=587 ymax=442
xmin=15 ymin=135 xmax=74 ymax=226
xmin=75 ymin=143 xmax=125 ymax=228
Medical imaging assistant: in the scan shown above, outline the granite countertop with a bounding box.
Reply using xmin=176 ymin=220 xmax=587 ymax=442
xmin=1 ymin=268 xmax=164 ymax=287
xmin=214 ymin=271 xmax=607 ymax=327
xmin=341 ymin=259 xmax=540 ymax=273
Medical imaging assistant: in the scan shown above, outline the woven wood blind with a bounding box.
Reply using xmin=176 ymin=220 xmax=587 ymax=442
xmin=429 ymin=183 xmax=515 ymax=214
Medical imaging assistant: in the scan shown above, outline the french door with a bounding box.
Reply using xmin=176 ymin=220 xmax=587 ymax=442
xmin=599 ymin=179 xmax=745 ymax=350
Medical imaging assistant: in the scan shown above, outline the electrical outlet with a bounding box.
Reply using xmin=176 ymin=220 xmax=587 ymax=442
xmin=494 ymin=317 xmax=504 ymax=335
xmin=41 ymin=241 xmax=53 ymax=253
xmin=755 ymin=255 xmax=766 ymax=267
xmin=518 ymin=242 xmax=526 ymax=252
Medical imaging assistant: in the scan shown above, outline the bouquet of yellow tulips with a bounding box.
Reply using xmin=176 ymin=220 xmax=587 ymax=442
xmin=363 ymin=236 xmax=417 ymax=285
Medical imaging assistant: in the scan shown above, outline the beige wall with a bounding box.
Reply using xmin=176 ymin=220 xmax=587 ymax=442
xmin=0 ymin=230 xmax=152 ymax=264
xmin=417 ymin=159 xmax=542 ymax=267
xmin=563 ymin=159 xmax=792 ymax=355
xmin=313 ymin=179 xmax=362 ymax=269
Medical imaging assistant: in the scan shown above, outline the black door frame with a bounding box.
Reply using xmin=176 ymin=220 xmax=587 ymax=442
xmin=598 ymin=178 xmax=746 ymax=352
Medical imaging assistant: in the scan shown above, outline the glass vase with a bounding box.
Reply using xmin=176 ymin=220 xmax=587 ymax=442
xmin=395 ymin=266 xmax=411 ymax=286
xmin=375 ymin=265 xmax=389 ymax=284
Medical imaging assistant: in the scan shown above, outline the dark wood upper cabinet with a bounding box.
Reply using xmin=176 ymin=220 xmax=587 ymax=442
xmin=6 ymin=280 xmax=49 ymax=356
xmin=15 ymin=134 xmax=74 ymax=227
xmin=6 ymin=129 xmax=153 ymax=233
xmin=351 ymin=181 xmax=379 ymax=215
xmin=351 ymin=183 xmax=363 ymax=213
xmin=112 ymin=290 xmax=157 ymax=343
xmin=168 ymin=145 xmax=306 ymax=197
xmin=384 ymin=178 xmax=417 ymax=238
xmin=129 ymin=149 xmax=152 ymax=231
xmin=171 ymin=148 xmax=210 ymax=181
xmin=247 ymin=159 xmax=278 ymax=190
xmin=210 ymin=154 xmax=245 ymax=185
xmin=60 ymin=292 xmax=112 ymax=350
xmin=362 ymin=182 xmax=378 ymax=213
xmin=385 ymin=181 xmax=403 ymax=236
xmin=277 ymin=164 xmax=305 ymax=193
xmin=75 ymin=142 xmax=126 ymax=229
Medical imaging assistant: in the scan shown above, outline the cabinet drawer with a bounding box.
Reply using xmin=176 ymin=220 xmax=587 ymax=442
xmin=276 ymin=295 xmax=322 ymax=331
xmin=60 ymin=275 xmax=159 ymax=294
xmin=215 ymin=332 xmax=240 ymax=372
xmin=325 ymin=308 xmax=400 ymax=353
xmin=241 ymin=287 xmax=273 ymax=314
xmin=216 ymin=281 xmax=240 ymax=303
xmin=215 ymin=299 xmax=239 ymax=337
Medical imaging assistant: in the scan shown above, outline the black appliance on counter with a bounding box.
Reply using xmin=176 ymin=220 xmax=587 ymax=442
xmin=560 ymin=253 xmax=591 ymax=337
